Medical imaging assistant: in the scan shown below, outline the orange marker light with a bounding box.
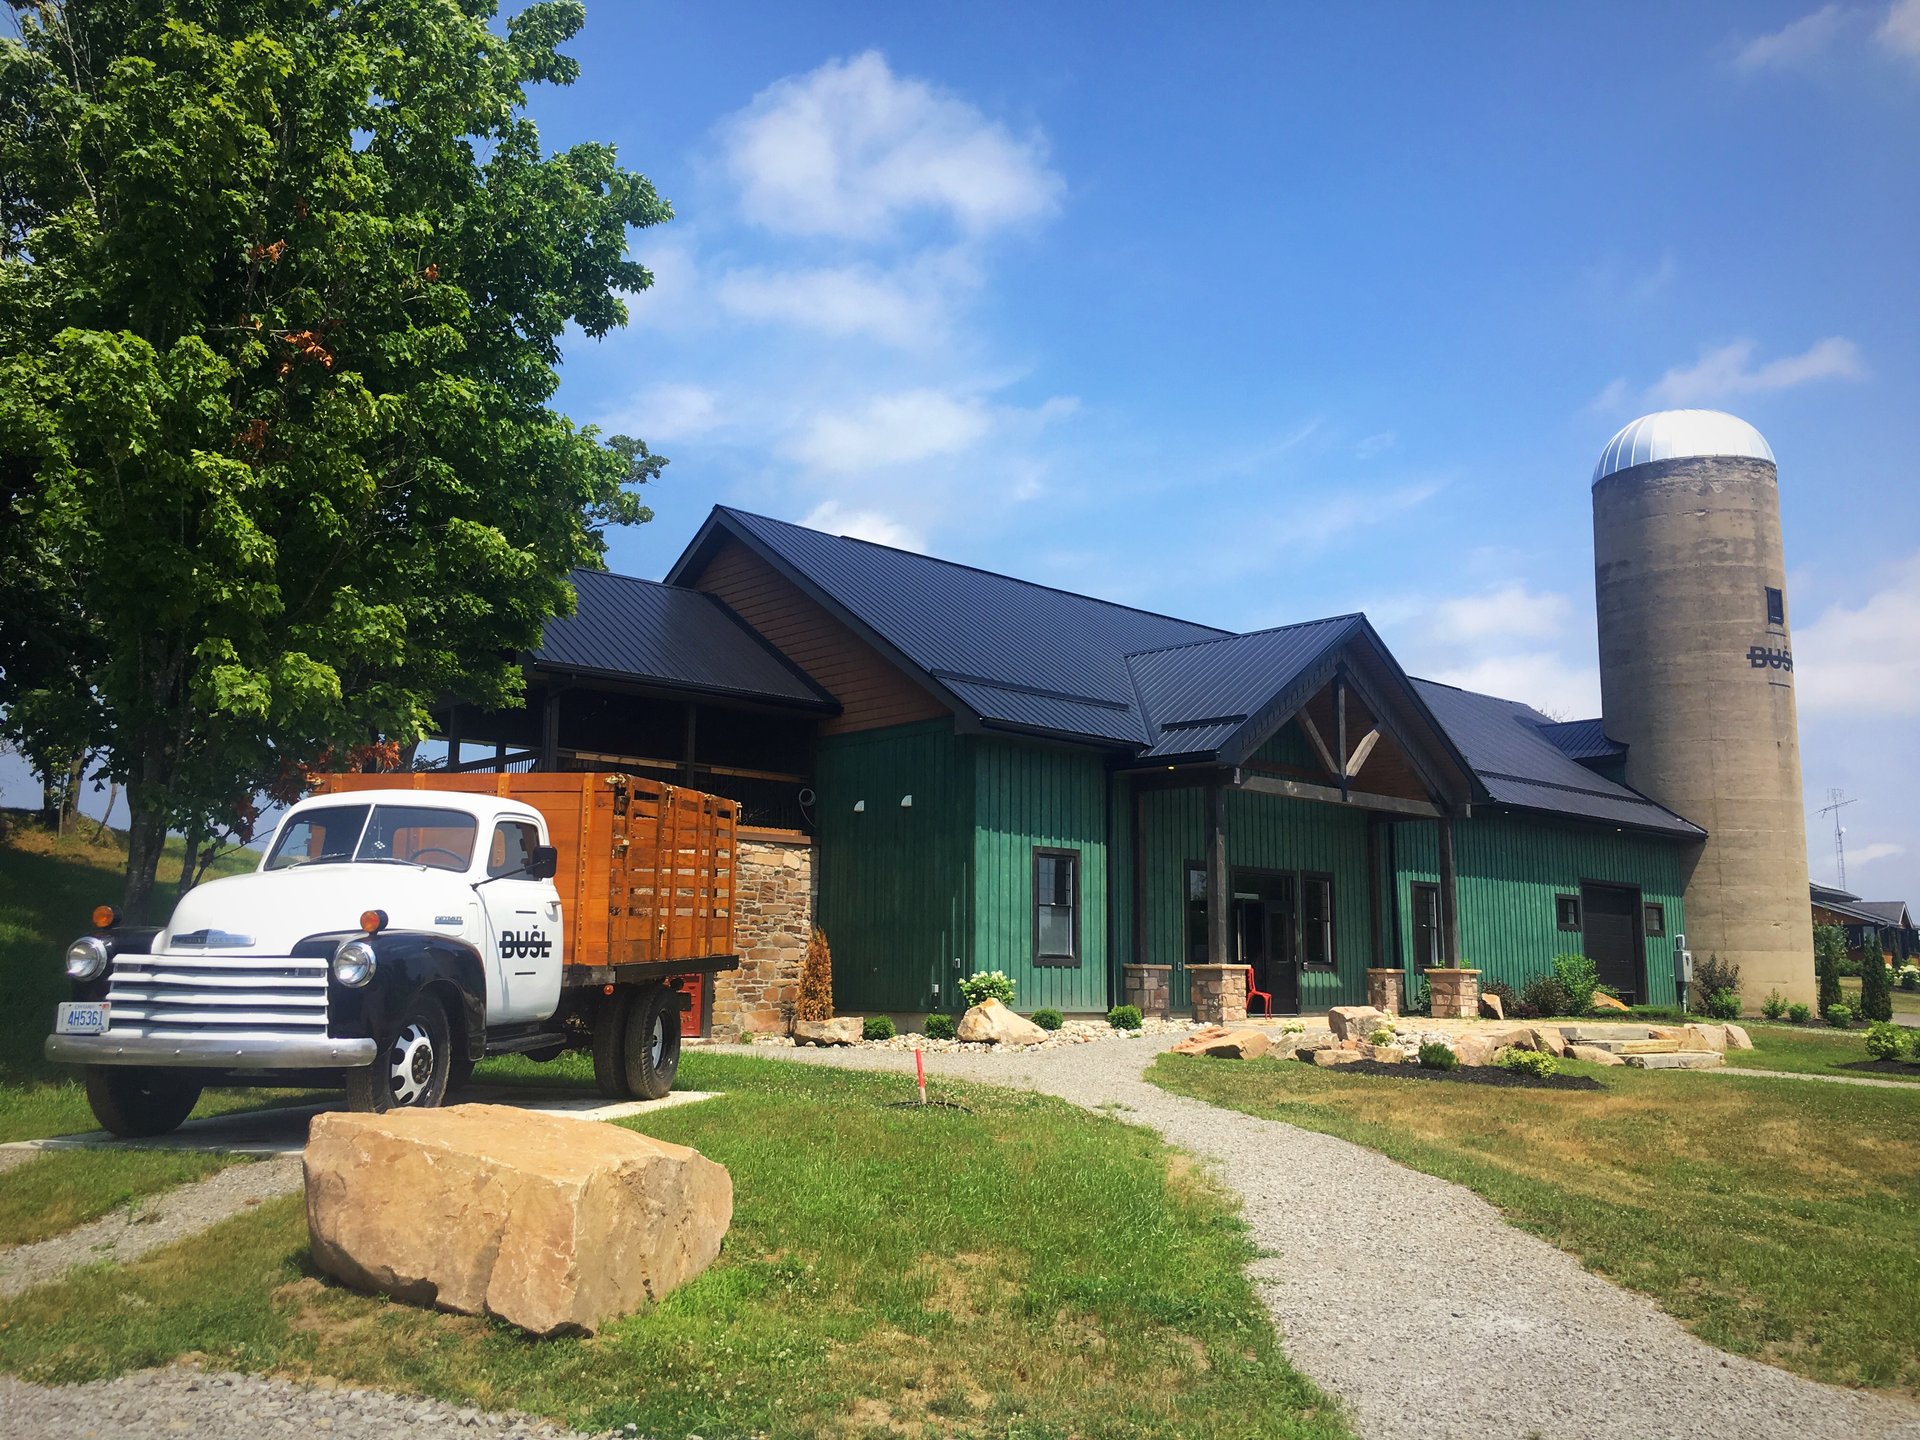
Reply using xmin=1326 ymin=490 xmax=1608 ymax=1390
xmin=359 ymin=909 xmax=388 ymax=933
xmin=92 ymin=904 xmax=120 ymax=929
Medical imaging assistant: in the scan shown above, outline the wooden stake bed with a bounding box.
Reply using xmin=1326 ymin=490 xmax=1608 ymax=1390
xmin=314 ymin=771 xmax=738 ymax=974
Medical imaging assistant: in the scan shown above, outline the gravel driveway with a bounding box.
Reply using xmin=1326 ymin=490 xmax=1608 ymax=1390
xmin=728 ymin=1036 xmax=1920 ymax=1440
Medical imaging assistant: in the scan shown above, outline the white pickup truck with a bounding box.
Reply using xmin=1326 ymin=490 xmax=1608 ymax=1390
xmin=48 ymin=778 xmax=739 ymax=1137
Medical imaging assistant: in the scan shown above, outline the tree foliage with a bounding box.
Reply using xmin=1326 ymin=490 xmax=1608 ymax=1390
xmin=0 ymin=0 xmax=668 ymax=914
xmin=796 ymin=927 xmax=834 ymax=1024
xmin=1814 ymin=924 xmax=1846 ymax=1018
xmin=1857 ymin=927 xmax=1892 ymax=1023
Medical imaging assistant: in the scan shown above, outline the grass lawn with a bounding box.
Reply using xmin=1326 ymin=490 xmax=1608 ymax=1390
xmin=1722 ymin=1020 xmax=1920 ymax=1084
xmin=1148 ymin=1051 xmax=1920 ymax=1393
xmin=0 ymin=1052 xmax=1349 ymax=1440
xmin=0 ymin=1148 xmax=239 ymax=1245
xmin=1839 ymin=974 xmax=1920 ymax=1021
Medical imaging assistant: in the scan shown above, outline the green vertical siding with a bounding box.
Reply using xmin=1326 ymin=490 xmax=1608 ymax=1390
xmin=1107 ymin=771 xmax=1136 ymax=1008
xmin=1139 ymin=786 xmax=1377 ymax=1012
xmin=815 ymin=721 xmax=972 ymax=1013
xmin=1391 ymin=812 xmax=1687 ymax=1004
xmin=969 ymin=738 xmax=1111 ymax=1012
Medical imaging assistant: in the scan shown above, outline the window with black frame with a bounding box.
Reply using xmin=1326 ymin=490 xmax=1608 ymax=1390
xmin=1033 ymin=848 xmax=1080 ymax=967
xmin=1411 ymin=882 xmax=1440 ymax=969
xmin=1301 ymin=873 xmax=1335 ymax=969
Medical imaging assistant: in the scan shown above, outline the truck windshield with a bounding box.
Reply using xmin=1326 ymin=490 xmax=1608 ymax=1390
xmin=265 ymin=804 xmax=478 ymax=873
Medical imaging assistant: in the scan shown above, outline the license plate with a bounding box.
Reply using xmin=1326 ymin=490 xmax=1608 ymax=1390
xmin=55 ymin=1001 xmax=108 ymax=1036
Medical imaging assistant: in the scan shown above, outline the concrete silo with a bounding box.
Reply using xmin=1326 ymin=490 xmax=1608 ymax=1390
xmin=1591 ymin=409 xmax=1815 ymax=1009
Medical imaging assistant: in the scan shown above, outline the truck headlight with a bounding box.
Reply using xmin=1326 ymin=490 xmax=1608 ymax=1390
xmin=65 ymin=936 xmax=111 ymax=981
xmin=332 ymin=939 xmax=377 ymax=988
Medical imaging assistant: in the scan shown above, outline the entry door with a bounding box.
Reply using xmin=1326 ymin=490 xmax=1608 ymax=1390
xmin=1580 ymin=883 xmax=1644 ymax=1004
xmin=1235 ymin=875 xmax=1299 ymax=1014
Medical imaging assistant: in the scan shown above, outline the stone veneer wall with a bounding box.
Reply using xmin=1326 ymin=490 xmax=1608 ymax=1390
xmin=709 ymin=833 xmax=816 ymax=1042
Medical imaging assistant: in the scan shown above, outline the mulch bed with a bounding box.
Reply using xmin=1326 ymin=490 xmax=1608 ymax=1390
xmin=1332 ymin=1059 xmax=1604 ymax=1091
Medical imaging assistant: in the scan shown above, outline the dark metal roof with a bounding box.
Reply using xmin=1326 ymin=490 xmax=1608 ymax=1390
xmin=1411 ymin=680 xmax=1702 ymax=837
xmin=530 ymin=569 xmax=837 ymax=710
xmin=1536 ymin=718 xmax=1626 ymax=763
xmin=1126 ymin=618 xmax=1363 ymax=760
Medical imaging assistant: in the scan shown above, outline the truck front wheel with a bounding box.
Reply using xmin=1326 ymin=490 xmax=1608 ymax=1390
xmin=622 ymin=985 xmax=682 ymax=1101
xmin=85 ymin=1067 xmax=203 ymax=1138
xmin=345 ymin=997 xmax=452 ymax=1113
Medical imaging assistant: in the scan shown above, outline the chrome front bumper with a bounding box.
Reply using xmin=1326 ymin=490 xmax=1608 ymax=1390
xmin=45 ymin=1032 xmax=377 ymax=1069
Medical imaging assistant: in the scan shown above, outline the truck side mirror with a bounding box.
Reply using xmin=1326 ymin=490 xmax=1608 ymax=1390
xmin=529 ymin=844 xmax=559 ymax=880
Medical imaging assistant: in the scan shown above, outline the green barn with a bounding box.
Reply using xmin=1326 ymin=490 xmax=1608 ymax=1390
xmin=437 ymin=506 xmax=1700 ymax=1037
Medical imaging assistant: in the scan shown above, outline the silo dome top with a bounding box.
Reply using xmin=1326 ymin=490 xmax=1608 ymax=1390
xmin=1592 ymin=409 xmax=1775 ymax=484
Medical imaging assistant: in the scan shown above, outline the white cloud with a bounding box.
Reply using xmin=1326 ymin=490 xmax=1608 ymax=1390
xmin=1878 ymin=0 xmax=1920 ymax=60
xmin=1647 ymin=336 xmax=1867 ymax=405
xmin=1430 ymin=585 xmax=1573 ymax=645
xmin=1291 ymin=481 xmax=1441 ymax=547
xmin=1848 ymin=841 xmax=1907 ymax=868
xmin=1732 ymin=5 xmax=1850 ymax=69
xmin=1588 ymin=377 xmax=1633 ymax=413
xmin=1793 ymin=553 xmax=1920 ymax=715
xmin=595 ymin=382 xmax=723 ymax=442
xmin=1426 ymin=653 xmax=1604 ymax=722
xmin=719 ymin=51 xmax=1063 ymax=241
xmin=1355 ymin=431 xmax=1397 ymax=460
xmin=783 ymin=388 xmax=1075 ymax=474
xmin=714 ymin=251 xmax=977 ymax=348
xmin=798 ymin=500 xmax=927 ymax=551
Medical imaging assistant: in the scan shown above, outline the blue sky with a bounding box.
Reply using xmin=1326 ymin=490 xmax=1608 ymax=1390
xmin=7 ymin=2 xmax=1917 ymax=900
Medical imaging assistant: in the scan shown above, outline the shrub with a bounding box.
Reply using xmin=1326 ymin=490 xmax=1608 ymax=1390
xmin=1864 ymin=1020 xmax=1905 ymax=1061
xmin=1899 ymin=963 xmax=1920 ymax=991
xmin=1368 ymin=1027 xmax=1395 ymax=1046
xmin=862 ymin=1015 xmax=896 ymax=1042
xmin=1761 ymin=990 xmax=1787 ymax=1021
xmin=922 ymin=1013 xmax=957 ymax=1040
xmin=1908 ymin=1028 xmax=1920 ymax=1063
xmin=1858 ymin=942 xmax=1893 ymax=1023
xmin=958 ymin=969 xmax=1016 ymax=1007
xmin=1691 ymin=953 xmax=1741 ymax=1013
xmin=1030 ymin=1007 xmax=1063 ymax=1032
xmin=1826 ymin=1002 xmax=1854 ymax=1029
xmin=1509 ymin=1000 xmax=1541 ymax=1020
xmin=1406 ymin=977 xmax=1431 ymax=1016
xmin=1814 ymin=924 xmax=1846 ymax=1018
xmin=1107 ymin=1004 xmax=1144 ymax=1031
xmin=1482 ymin=978 xmax=1518 ymax=1012
xmin=1786 ymin=1002 xmax=1812 ymax=1024
xmin=1703 ymin=988 xmax=1741 ymax=1021
xmin=1417 ymin=1041 xmax=1457 ymax=1070
xmin=1500 ymin=1047 xmax=1559 ymax=1079
xmin=1552 ymin=953 xmax=1600 ymax=1016
xmin=1520 ymin=973 xmax=1573 ymax=1018
xmin=795 ymin=926 xmax=834 ymax=1023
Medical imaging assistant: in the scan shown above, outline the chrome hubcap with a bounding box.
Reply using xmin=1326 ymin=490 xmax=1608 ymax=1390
xmin=650 ymin=1013 xmax=666 ymax=1069
xmin=388 ymin=1022 xmax=435 ymax=1106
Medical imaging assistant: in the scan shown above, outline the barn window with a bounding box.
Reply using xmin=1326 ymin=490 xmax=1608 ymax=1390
xmin=1643 ymin=902 xmax=1666 ymax=937
xmin=1411 ymin=883 xmax=1440 ymax=969
xmin=1556 ymin=895 xmax=1582 ymax=931
xmin=1765 ymin=586 xmax=1785 ymax=627
xmin=1033 ymin=848 xmax=1080 ymax=967
xmin=1301 ymin=873 xmax=1336 ymax=970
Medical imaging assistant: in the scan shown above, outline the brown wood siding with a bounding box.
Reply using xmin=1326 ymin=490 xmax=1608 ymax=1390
xmin=691 ymin=539 xmax=950 ymax=735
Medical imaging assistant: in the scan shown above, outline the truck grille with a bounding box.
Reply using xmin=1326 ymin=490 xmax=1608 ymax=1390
xmin=106 ymin=953 xmax=331 ymax=1041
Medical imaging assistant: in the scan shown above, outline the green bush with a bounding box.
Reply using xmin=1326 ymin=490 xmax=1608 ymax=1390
xmin=957 ymin=970 xmax=1016 ymax=1007
xmin=1416 ymin=1041 xmax=1457 ymax=1070
xmin=1030 ymin=1007 xmax=1063 ymax=1032
xmin=1368 ymin=1027 xmax=1395 ymax=1046
xmin=862 ymin=1015 xmax=896 ymax=1042
xmin=1899 ymin=963 xmax=1919 ymax=991
xmin=1482 ymin=978 xmax=1518 ymax=1012
xmin=1814 ymin=924 xmax=1846 ymax=1017
xmin=922 ymin=1013 xmax=957 ymax=1040
xmin=1552 ymin=953 xmax=1600 ymax=1016
xmin=1703 ymin=988 xmax=1741 ymax=1021
xmin=1500 ymin=1047 xmax=1560 ymax=1079
xmin=1520 ymin=973 xmax=1573 ymax=1018
xmin=1761 ymin=990 xmax=1787 ymax=1020
xmin=1864 ymin=1021 xmax=1905 ymax=1061
xmin=1786 ymin=1002 xmax=1812 ymax=1024
xmin=1692 ymin=953 xmax=1741 ymax=1011
xmin=1826 ymin=1002 xmax=1854 ymax=1029
xmin=1407 ymin=977 xmax=1431 ymax=1016
xmin=1908 ymin=1028 xmax=1920 ymax=1063
xmin=1858 ymin=944 xmax=1894 ymax=1023
xmin=1107 ymin=1004 xmax=1143 ymax=1031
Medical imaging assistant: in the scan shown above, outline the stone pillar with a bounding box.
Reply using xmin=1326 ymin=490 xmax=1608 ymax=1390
xmin=1123 ymin=964 xmax=1172 ymax=1019
xmin=1425 ymin=968 xmax=1480 ymax=1020
xmin=1366 ymin=968 xmax=1406 ymax=1015
xmin=708 ymin=834 xmax=815 ymax=1042
xmin=1188 ymin=964 xmax=1247 ymax=1025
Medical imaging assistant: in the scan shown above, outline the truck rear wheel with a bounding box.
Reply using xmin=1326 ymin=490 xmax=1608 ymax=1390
xmin=85 ymin=1067 xmax=203 ymax=1138
xmin=345 ymin=997 xmax=452 ymax=1113
xmin=622 ymin=985 xmax=682 ymax=1101
xmin=592 ymin=986 xmax=635 ymax=1099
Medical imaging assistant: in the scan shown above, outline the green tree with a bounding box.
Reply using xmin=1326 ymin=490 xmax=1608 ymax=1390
xmin=0 ymin=0 xmax=668 ymax=915
xmin=1857 ymin=926 xmax=1893 ymax=1023
xmin=1814 ymin=924 xmax=1846 ymax=1018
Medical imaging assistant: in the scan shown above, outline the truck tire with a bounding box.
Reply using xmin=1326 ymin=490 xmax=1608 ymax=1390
xmin=85 ymin=1067 xmax=203 ymax=1138
xmin=592 ymin=986 xmax=634 ymax=1099
xmin=345 ymin=996 xmax=452 ymax=1113
xmin=622 ymin=984 xmax=681 ymax=1101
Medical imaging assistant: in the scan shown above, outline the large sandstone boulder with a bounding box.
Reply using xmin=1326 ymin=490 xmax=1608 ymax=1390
xmin=1171 ymin=1026 xmax=1271 ymax=1060
xmin=1311 ymin=1047 xmax=1366 ymax=1067
xmin=1478 ymin=992 xmax=1506 ymax=1021
xmin=956 ymin=997 xmax=1047 ymax=1046
xmin=1590 ymin=991 xmax=1630 ymax=1013
xmin=305 ymin=1105 xmax=732 ymax=1337
xmin=1452 ymin=1032 xmax=1500 ymax=1068
xmin=1568 ymin=1043 xmax=1625 ymax=1066
xmin=1529 ymin=1025 xmax=1569 ymax=1058
xmin=1328 ymin=1005 xmax=1391 ymax=1042
xmin=1723 ymin=1023 xmax=1753 ymax=1051
xmin=794 ymin=1016 xmax=863 ymax=1046
xmin=1683 ymin=1024 xmax=1727 ymax=1054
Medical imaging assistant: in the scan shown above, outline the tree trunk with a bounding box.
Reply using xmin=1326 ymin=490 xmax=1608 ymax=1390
xmin=91 ymin=783 xmax=119 ymax=845
xmin=176 ymin=827 xmax=203 ymax=904
xmin=121 ymin=785 xmax=170 ymax=921
xmin=59 ymin=752 xmax=85 ymax=836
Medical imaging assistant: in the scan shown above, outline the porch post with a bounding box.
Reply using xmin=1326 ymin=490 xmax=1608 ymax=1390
xmin=540 ymin=688 xmax=561 ymax=772
xmin=681 ymin=702 xmax=699 ymax=783
xmin=445 ymin=704 xmax=462 ymax=772
xmin=1437 ymin=812 xmax=1461 ymax=966
xmin=1205 ymin=777 xmax=1229 ymax=970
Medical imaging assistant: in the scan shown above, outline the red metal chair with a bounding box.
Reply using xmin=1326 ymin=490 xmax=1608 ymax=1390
xmin=1245 ymin=966 xmax=1274 ymax=1016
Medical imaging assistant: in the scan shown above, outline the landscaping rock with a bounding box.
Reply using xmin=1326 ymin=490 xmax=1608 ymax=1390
xmin=1529 ymin=1025 xmax=1569 ymax=1058
xmin=956 ymin=997 xmax=1047 ymax=1046
xmin=305 ymin=1105 xmax=732 ymax=1338
xmin=794 ymin=1017 xmax=864 ymax=1046
xmin=1371 ymin=1044 xmax=1408 ymax=1064
xmin=1568 ymin=1043 xmax=1625 ymax=1066
xmin=1590 ymin=992 xmax=1631 ymax=1012
xmin=1311 ymin=1047 xmax=1366 ymax=1067
xmin=1478 ymin=992 xmax=1506 ymax=1021
xmin=1452 ymin=1033 xmax=1500 ymax=1067
xmin=1625 ymin=1051 xmax=1724 ymax=1070
xmin=1328 ymin=1005 xmax=1391 ymax=1041
xmin=1684 ymin=1024 xmax=1727 ymax=1054
xmin=1723 ymin=1023 xmax=1753 ymax=1050
xmin=1172 ymin=1026 xmax=1272 ymax=1060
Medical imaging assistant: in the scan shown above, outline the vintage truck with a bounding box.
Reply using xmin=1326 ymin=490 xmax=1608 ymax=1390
xmin=46 ymin=772 xmax=739 ymax=1137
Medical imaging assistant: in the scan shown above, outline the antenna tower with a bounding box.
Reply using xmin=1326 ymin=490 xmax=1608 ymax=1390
xmin=1818 ymin=788 xmax=1858 ymax=889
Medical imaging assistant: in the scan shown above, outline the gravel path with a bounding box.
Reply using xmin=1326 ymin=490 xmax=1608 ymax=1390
xmin=1712 ymin=1066 xmax=1920 ymax=1090
xmin=0 ymin=1366 xmax=594 ymax=1439
xmin=0 ymin=1155 xmax=303 ymax=1300
xmin=729 ymin=1038 xmax=1920 ymax=1440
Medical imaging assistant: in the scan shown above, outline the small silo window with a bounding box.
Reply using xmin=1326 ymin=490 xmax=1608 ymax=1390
xmin=1556 ymin=895 xmax=1582 ymax=931
xmin=1765 ymin=587 xmax=1785 ymax=627
xmin=1643 ymin=902 xmax=1666 ymax=937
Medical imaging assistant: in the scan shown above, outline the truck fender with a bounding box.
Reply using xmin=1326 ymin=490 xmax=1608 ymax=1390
xmin=308 ymin=931 xmax=488 ymax=1061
